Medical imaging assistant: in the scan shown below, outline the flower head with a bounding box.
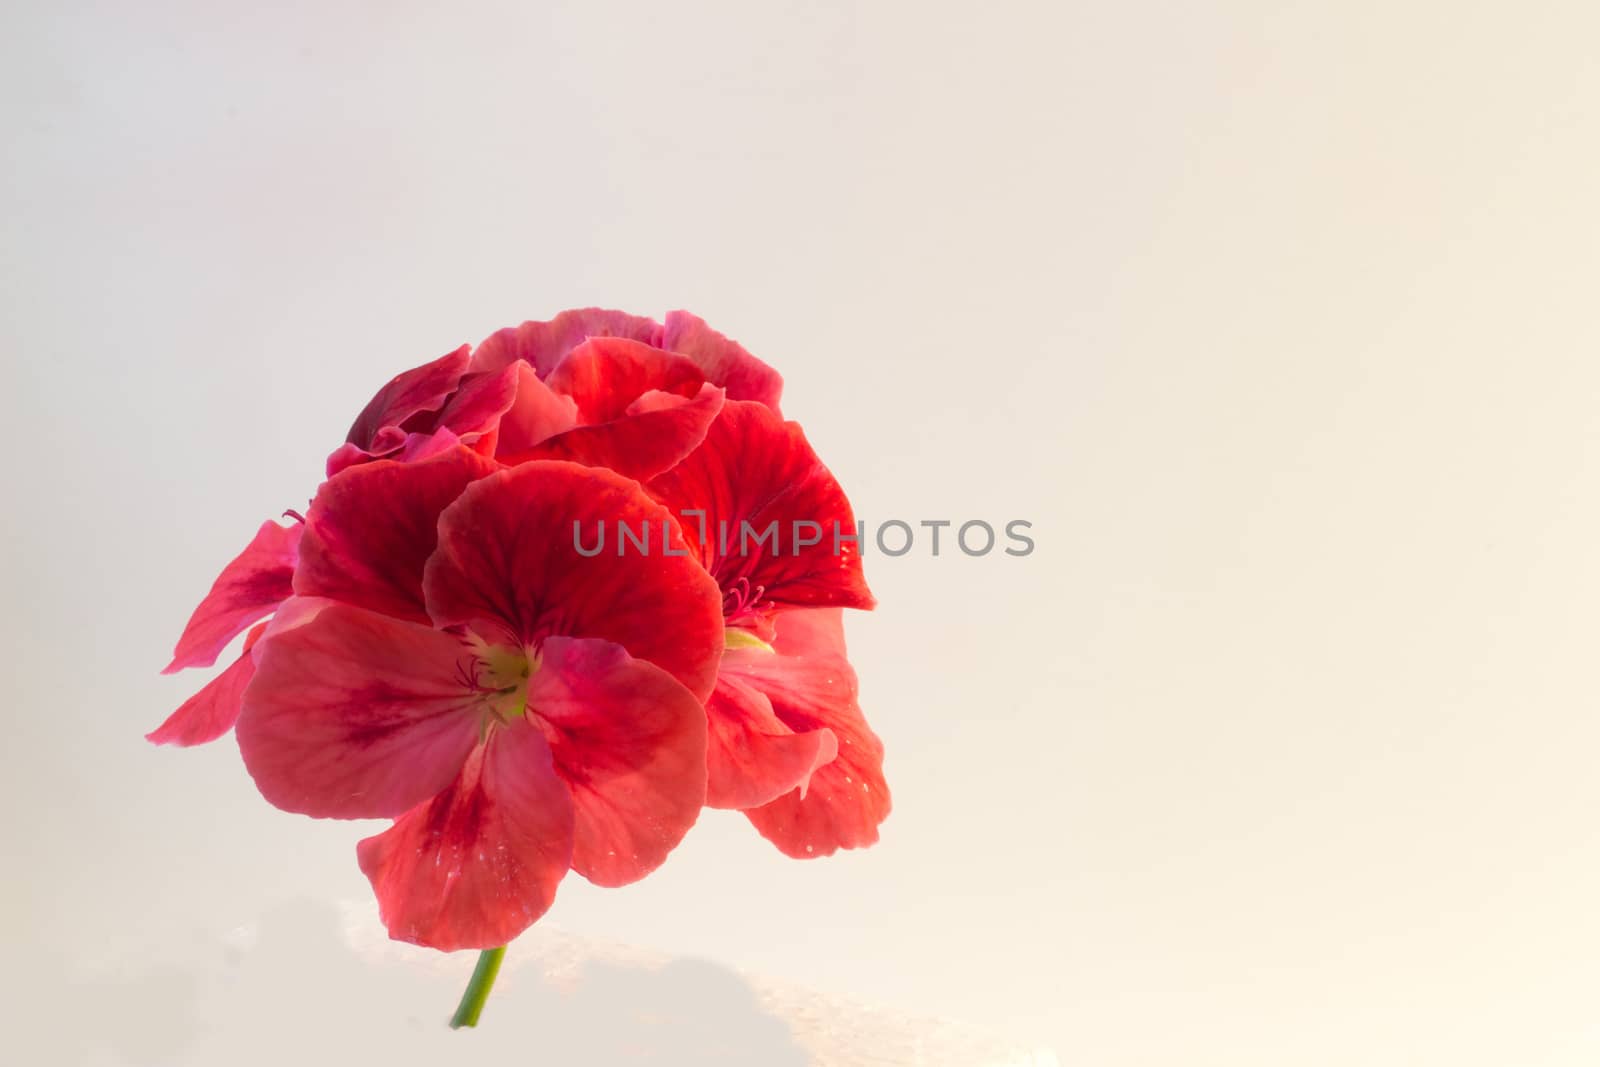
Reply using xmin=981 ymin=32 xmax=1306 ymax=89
xmin=154 ymin=307 xmax=888 ymax=968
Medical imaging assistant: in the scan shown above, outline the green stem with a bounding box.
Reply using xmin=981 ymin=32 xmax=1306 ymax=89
xmin=449 ymin=946 xmax=506 ymax=1029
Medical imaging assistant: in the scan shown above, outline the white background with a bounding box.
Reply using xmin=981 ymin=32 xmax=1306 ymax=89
xmin=5 ymin=2 xmax=1600 ymax=1064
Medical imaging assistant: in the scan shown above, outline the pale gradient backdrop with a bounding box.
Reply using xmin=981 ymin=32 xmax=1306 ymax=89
xmin=4 ymin=2 xmax=1600 ymax=1064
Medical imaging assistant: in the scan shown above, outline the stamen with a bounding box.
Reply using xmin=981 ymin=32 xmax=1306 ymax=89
xmin=453 ymin=656 xmax=483 ymax=691
xmin=721 ymin=576 xmax=751 ymax=615
xmin=721 ymin=578 xmax=770 ymax=626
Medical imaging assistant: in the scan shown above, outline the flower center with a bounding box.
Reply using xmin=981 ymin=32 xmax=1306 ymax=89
xmin=463 ymin=634 xmax=535 ymax=723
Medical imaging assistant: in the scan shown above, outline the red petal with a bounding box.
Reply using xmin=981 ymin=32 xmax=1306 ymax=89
xmin=236 ymin=604 xmax=484 ymax=819
xmin=357 ymin=722 xmax=575 ymax=951
xmin=294 ymin=447 xmax=499 ymax=625
xmin=513 ymin=382 xmax=724 ymax=482
xmin=532 ymin=637 xmax=707 ymax=887
xmin=325 ymin=441 xmax=372 ymax=476
xmin=396 ymin=426 xmax=465 ymax=463
xmin=737 ymin=610 xmax=889 ymax=857
xmin=498 ymin=338 xmax=723 ymax=481
xmin=545 ymin=337 xmax=707 ymax=424
xmin=335 ymin=346 xmax=471 ymax=475
xmin=424 ymin=461 xmax=725 ymax=701
xmin=493 ymin=362 xmax=579 ymax=455
xmin=253 ymin=593 xmax=334 ymax=644
xmin=432 ymin=365 xmax=521 ymax=451
xmin=469 ymin=309 xmax=662 ymax=377
xmin=704 ymin=670 xmax=837 ymax=810
xmin=648 ymin=400 xmax=875 ymax=612
xmin=164 ymin=519 xmax=302 ymax=673
xmin=147 ymin=622 xmax=267 ymax=746
xmin=661 ymin=311 xmax=783 ymax=411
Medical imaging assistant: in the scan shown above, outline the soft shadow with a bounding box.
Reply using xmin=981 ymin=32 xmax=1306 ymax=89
xmin=39 ymin=898 xmax=809 ymax=1067
xmin=525 ymin=956 xmax=808 ymax=1066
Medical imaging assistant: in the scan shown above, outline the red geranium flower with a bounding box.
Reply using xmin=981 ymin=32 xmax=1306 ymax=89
xmin=155 ymin=307 xmax=889 ymax=1025
xmin=236 ymin=449 xmax=723 ymax=949
xmin=649 ymin=400 xmax=890 ymax=857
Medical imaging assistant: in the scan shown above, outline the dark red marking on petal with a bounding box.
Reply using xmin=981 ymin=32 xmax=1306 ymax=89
xmin=236 ymin=604 xmax=485 ymax=820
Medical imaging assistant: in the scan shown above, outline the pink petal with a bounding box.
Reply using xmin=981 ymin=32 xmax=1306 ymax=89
xmin=147 ymin=622 xmax=267 ymax=746
xmin=661 ymin=311 xmax=783 ymax=411
xmin=704 ymin=670 xmax=838 ymax=810
xmin=493 ymin=362 xmax=579 ymax=455
xmin=333 ymin=345 xmax=471 ymax=476
xmin=424 ymin=461 xmax=725 ymax=702
xmin=164 ymin=519 xmax=302 ymax=674
xmin=324 ymin=441 xmax=373 ymax=477
xmin=236 ymin=604 xmax=484 ymax=819
xmin=531 ymin=637 xmax=707 ymax=887
xmin=469 ymin=309 xmax=662 ymax=377
xmin=294 ymin=447 xmax=499 ymax=625
xmin=432 ymin=365 xmax=521 ymax=450
xmin=356 ymin=723 xmax=575 ymax=951
xmin=737 ymin=610 xmax=890 ymax=857
xmin=396 ymin=426 xmax=465 ymax=464
xmin=648 ymin=400 xmax=875 ymax=612
xmin=252 ymin=594 xmax=335 ymax=647
xmin=512 ymin=382 xmax=724 ymax=482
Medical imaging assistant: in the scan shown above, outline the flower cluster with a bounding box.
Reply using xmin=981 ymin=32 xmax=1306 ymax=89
xmin=153 ymin=309 xmax=888 ymax=951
